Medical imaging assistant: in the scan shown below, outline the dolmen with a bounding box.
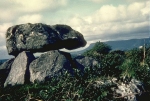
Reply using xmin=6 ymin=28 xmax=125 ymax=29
xmin=0 ymin=23 xmax=100 ymax=87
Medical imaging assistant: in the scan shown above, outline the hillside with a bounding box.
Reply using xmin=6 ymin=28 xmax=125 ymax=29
xmin=71 ymin=37 xmax=150 ymax=55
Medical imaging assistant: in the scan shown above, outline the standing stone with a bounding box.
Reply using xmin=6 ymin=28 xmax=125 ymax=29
xmin=4 ymin=51 xmax=35 ymax=87
xmin=29 ymin=50 xmax=73 ymax=83
xmin=6 ymin=23 xmax=87 ymax=56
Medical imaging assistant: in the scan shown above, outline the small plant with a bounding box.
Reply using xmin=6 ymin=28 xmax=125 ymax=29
xmin=101 ymin=50 xmax=125 ymax=77
xmin=119 ymin=59 xmax=136 ymax=81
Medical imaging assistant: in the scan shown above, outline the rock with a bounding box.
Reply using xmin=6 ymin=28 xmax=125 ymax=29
xmin=74 ymin=56 xmax=100 ymax=74
xmin=90 ymin=78 xmax=146 ymax=101
xmin=114 ymin=79 xmax=142 ymax=101
xmin=29 ymin=50 xmax=73 ymax=83
xmin=6 ymin=23 xmax=87 ymax=56
xmin=4 ymin=51 xmax=35 ymax=87
xmin=0 ymin=58 xmax=14 ymax=86
xmin=52 ymin=25 xmax=86 ymax=49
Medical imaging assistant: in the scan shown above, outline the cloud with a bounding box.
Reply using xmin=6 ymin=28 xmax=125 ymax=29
xmin=0 ymin=23 xmax=13 ymax=48
xmin=0 ymin=36 xmax=6 ymax=50
xmin=13 ymin=0 xmax=68 ymax=12
xmin=92 ymin=5 xmax=123 ymax=22
xmin=17 ymin=14 xmax=43 ymax=24
xmin=89 ymin=2 xmax=148 ymax=23
xmin=0 ymin=23 xmax=13 ymax=34
xmin=126 ymin=0 xmax=148 ymax=3
xmin=89 ymin=0 xmax=104 ymax=3
xmin=0 ymin=49 xmax=13 ymax=59
xmin=0 ymin=0 xmax=68 ymax=23
xmin=0 ymin=40 xmax=7 ymax=59
xmin=0 ymin=23 xmax=13 ymax=58
xmin=0 ymin=9 xmax=16 ymax=23
xmin=66 ymin=1 xmax=150 ymax=43
xmin=141 ymin=1 xmax=150 ymax=17
xmin=0 ymin=46 xmax=6 ymax=50
xmin=89 ymin=0 xmax=147 ymax=3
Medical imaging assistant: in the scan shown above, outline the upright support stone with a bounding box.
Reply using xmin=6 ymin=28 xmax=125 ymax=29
xmin=4 ymin=51 xmax=35 ymax=87
xmin=29 ymin=50 xmax=73 ymax=83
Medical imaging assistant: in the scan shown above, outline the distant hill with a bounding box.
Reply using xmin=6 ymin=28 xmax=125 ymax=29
xmin=71 ymin=37 xmax=150 ymax=55
xmin=0 ymin=59 xmax=8 ymax=64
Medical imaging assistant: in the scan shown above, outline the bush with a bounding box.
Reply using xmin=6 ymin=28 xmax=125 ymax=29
xmin=101 ymin=50 xmax=125 ymax=77
xmin=84 ymin=42 xmax=111 ymax=61
xmin=119 ymin=46 xmax=150 ymax=84
xmin=84 ymin=42 xmax=125 ymax=77
xmin=125 ymin=48 xmax=143 ymax=63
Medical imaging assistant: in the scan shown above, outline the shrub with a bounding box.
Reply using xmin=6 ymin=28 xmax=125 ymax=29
xmin=84 ymin=41 xmax=111 ymax=61
xmin=101 ymin=50 xmax=125 ymax=77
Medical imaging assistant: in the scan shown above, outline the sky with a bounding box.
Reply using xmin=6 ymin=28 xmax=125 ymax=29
xmin=0 ymin=0 xmax=150 ymax=59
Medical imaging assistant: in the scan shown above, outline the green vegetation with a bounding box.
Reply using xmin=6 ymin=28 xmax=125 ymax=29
xmin=84 ymin=41 xmax=150 ymax=89
xmin=0 ymin=73 xmax=115 ymax=101
xmin=0 ymin=42 xmax=150 ymax=100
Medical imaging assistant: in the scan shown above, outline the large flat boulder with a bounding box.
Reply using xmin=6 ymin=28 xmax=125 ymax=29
xmin=6 ymin=23 xmax=87 ymax=56
xmin=4 ymin=51 xmax=35 ymax=87
xmin=29 ymin=50 xmax=73 ymax=83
